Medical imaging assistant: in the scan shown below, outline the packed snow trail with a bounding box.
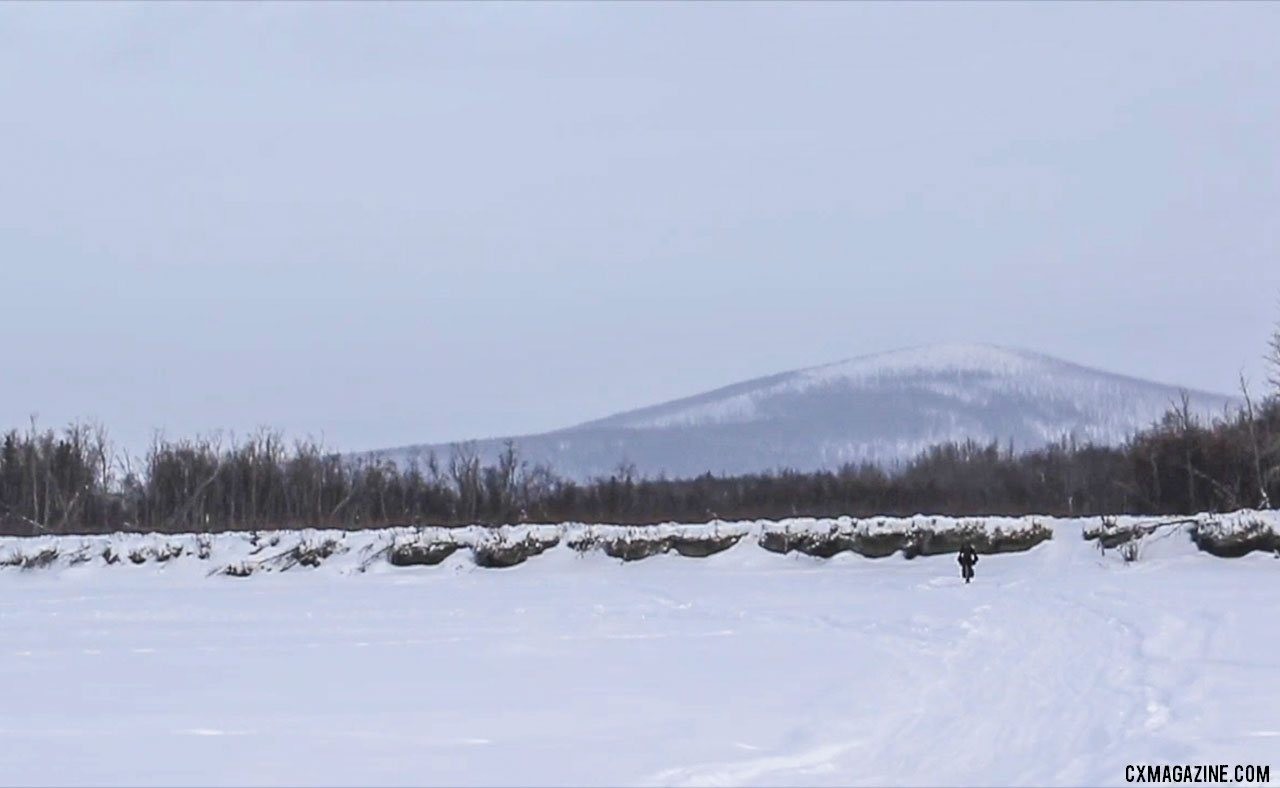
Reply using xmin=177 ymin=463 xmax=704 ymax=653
xmin=0 ymin=519 xmax=1276 ymax=786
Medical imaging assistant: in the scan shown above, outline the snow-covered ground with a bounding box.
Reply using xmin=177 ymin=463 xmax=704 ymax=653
xmin=1 ymin=515 xmax=1277 ymax=786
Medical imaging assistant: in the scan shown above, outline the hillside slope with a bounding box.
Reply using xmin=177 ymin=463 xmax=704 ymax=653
xmin=375 ymin=344 xmax=1237 ymax=480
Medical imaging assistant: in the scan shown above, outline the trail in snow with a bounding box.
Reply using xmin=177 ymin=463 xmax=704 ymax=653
xmin=0 ymin=519 xmax=1276 ymax=786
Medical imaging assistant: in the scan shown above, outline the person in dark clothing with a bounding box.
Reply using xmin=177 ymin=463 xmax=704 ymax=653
xmin=957 ymin=543 xmax=979 ymax=583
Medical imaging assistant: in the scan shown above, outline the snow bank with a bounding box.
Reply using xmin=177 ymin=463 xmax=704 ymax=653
xmin=759 ymin=515 xmax=1052 ymax=558
xmin=1191 ymin=510 xmax=1280 ymax=557
xmin=1 ymin=511 xmax=1277 ymax=579
xmin=1082 ymin=509 xmax=1280 ymax=558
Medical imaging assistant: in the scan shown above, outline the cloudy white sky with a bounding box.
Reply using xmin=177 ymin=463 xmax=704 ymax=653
xmin=2 ymin=2 xmax=1278 ymax=454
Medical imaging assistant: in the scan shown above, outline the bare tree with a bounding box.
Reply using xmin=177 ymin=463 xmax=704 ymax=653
xmin=449 ymin=442 xmax=482 ymax=522
xmin=1175 ymin=391 xmax=1198 ymax=512
xmin=1240 ymin=374 xmax=1271 ymax=509
xmin=1269 ymin=315 xmax=1280 ymax=391
xmin=491 ymin=441 xmax=523 ymax=519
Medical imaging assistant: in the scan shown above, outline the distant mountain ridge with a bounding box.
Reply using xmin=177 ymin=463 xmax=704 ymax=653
xmin=369 ymin=344 xmax=1238 ymax=480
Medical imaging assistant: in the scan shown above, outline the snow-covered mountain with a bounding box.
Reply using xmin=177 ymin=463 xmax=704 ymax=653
xmin=373 ymin=344 xmax=1238 ymax=480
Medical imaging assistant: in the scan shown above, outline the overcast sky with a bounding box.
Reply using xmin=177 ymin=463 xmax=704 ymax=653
xmin=2 ymin=2 xmax=1278 ymax=454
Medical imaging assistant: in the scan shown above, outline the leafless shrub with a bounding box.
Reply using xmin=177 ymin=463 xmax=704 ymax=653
xmin=222 ymin=562 xmax=254 ymax=577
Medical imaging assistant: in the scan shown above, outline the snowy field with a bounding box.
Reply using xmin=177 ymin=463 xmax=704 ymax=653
xmin=2 ymin=516 xmax=1278 ymax=786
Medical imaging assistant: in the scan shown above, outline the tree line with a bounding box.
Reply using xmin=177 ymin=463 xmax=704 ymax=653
xmin=3 ymin=336 xmax=1277 ymax=537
